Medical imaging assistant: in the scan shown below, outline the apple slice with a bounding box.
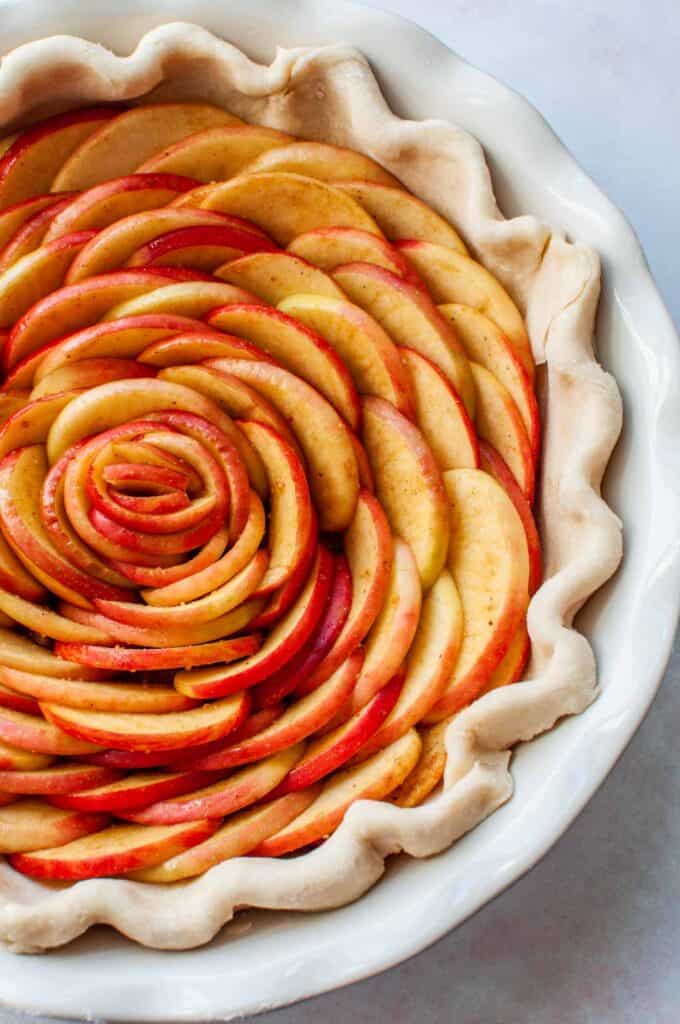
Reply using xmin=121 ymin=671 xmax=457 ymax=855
xmin=0 ymin=194 xmax=72 ymax=251
xmin=9 ymin=818 xmax=217 ymax=879
xmin=204 ymin=358 xmax=360 ymax=531
xmin=438 ymin=303 xmax=539 ymax=456
xmin=400 ymin=347 xmax=479 ymax=470
xmin=199 ymin=172 xmax=382 ymax=245
xmin=31 ymin=357 xmax=153 ymax=400
xmin=484 ymin=624 xmax=530 ymax=693
xmin=0 ymin=738 xmax=53 ymax=771
xmin=41 ymin=691 xmax=250 ymax=753
xmin=390 ymin=718 xmax=450 ymax=807
xmin=277 ymin=293 xmax=415 ymax=418
xmin=0 ymin=682 xmax=39 ymax=715
xmin=362 ymin=396 xmax=449 ymax=590
xmin=101 ymin=279 xmax=256 ymax=323
xmin=299 ymin=491 xmax=393 ymax=692
xmin=51 ymin=103 xmax=236 ymax=191
xmin=277 ymin=673 xmax=403 ymax=792
xmin=0 ymin=195 xmax=77 ymax=270
xmin=0 ymin=586 xmax=109 ymax=644
xmin=0 ymin=705 xmax=103 ymax=755
xmin=397 ymin=241 xmax=533 ymax=376
xmin=349 ymin=538 xmax=422 ymax=714
xmin=174 ymin=546 xmax=333 ymax=699
xmin=124 ymin=745 xmax=303 ymax=826
xmin=0 ymin=390 xmax=32 ymax=428
xmin=0 ymin=666 xmax=197 ymax=714
xmin=0 ymin=763 xmax=118 ymax=795
xmin=426 ymin=469 xmax=530 ymax=721
xmin=53 ymin=632 xmax=261 ymax=672
xmin=0 ymin=627 xmax=110 ymax=679
xmin=0 ymin=230 xmax=95 ymax=329
xmin=207 ymin=303 xmax=360 ymax=429
xmin=217 ymin=252 xmax=344 ymax=303
xmin=181 ymin=650 xmax=363 ymax=773
xmin=0 ymin=799 xmax=108 ymax=854
xmin=336 ymin=182 xmax=467 ymax=252
xmin=332 ymin=262 xmax=475 ymax=415
xmin=288 ymin=227 xmax=414 ymax=278
xmin=128 ymin=790 xmax=318 ymax=883
xmin=245 ymin=142 xmax=400 ymax=185
xmin=479 ymin=441 xmax=541 ymax=595
xmin=0 ymin=528 xmax=45 ymax=601
xmin=127 ymin=223 xmax=277 ymax=271
xmin=138 ymin=329 xmax=272 ymax=368
xmin=353 ymin=570 xmax=463 ymax=757
xmin=254 ymin=729 xmax=421 ymax=856
xmin=137 ymin=122 xmax=293 ymax=179
xmin=49 ymin=769 xmax=216 ymax=813
xmin=0 ymin=107 xmax=118 ymax=209
xmin=0 ymin=792 xmax=16 ymax=806
xmin=469 ymin=362 xmax=534 ymax=501
xmin=0 ymin=391 xmax=77 ymax=460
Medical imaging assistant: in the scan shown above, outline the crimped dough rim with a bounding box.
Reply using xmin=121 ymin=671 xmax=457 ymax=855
xmin=0 ymin=22 xmax=623 ymax=953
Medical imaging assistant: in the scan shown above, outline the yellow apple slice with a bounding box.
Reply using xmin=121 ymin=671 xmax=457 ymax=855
xmin=469 ymin=362 xmax=534 ymax=501
xmin=0 ymin=799 xmax=107 ymax=854
xmin=129 ymin=790 xmax=318 ymax=882
xmin=51 ymin=103 xmax=236 ymax=191
xmin=0 ymin=705 xmax=103 ymax=756
xmin=0 ymin=666 xmax=196 ymax=713
xmin=0 ymin=392 xmax=77 ymax=459
xmin=102 ymin=280 xmax=255 ymax=322
xmin=206 ymin=359 xmax=359 ymax=531
xmin=244 ymin=141 xmax=401 ymax=185
xmin=0 ymin=740 xmax=53 ymax=771
xmin=362 ymin=396 xmax=449 ymax=589
xmin=439 ymin=303 xmax=539 ymax=455
xmin=9 ymin=818 xmax=217 ymax=879
xmin=483 ymin=624 xmax=530 ymax=693
xmin=400 ymin=347 xmax=479 ymax=470
xmin=0 ymin=586 xmax=109 ymax=643
xmin=288 ymin=227 xmax=413 ymax=277
xmin=426 ymin=469 xmax=529 ymax=721
xmin=397 ymin=241 xmax=533 ymax=376
xmin=0 ymin=528 xmax=45 ymax=602
xmin=0 ymin=195 xmax=68 ymax=251
xmin=207 ymin=303 xmax=360 ymax=429
xmin=390 ymin=718 xmax=450 ymax=807
xmin=0 ymin=627 xmax=108 ymax=679
xmin=0 ymin=231 xmax=94 ymax=328
xmin=30 ymin=357 xmax=151 ymax=400
xmin=278 ymin=293 xmax=415 ymax=417
xmin=255 ymin=730 xmax=422 ymax=856
xmin=336 ymin=181 xmax=467 ymax=252
xmin=217 ymin=252 xmax=344 ymax=302
xmin=332 ymin=261 xmax=475 ymax=415
xmin=137 ymin=122 xmax=292 ymax=178
xmin=198 ymin=172 xmax=382 ymax=244
xmin=0 ymin=390 xmax=32 ymax=427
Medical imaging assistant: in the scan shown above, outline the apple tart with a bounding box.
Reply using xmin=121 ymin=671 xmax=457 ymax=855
xmin=0 ymin=25 xmax=621 ymax=952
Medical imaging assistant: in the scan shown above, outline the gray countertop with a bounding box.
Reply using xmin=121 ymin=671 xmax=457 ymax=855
xmin=2 ymin=1 xmax=679 ymax=1021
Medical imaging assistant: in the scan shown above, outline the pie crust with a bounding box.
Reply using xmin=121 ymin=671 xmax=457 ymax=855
xmin=0 ymin=23 xmax=622 ymax=953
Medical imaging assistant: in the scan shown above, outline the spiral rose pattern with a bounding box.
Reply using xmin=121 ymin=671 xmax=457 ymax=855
xmin=0 ymin=103 xmax=541 ymax=882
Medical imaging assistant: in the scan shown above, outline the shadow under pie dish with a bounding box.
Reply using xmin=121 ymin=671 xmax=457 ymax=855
xmin=0 ymin=21 xmax=623 ymax=954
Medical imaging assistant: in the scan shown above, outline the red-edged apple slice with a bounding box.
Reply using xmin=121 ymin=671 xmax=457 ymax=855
xmin=483 ymin=624 xmax=530 ymax=693
xmin=0 ymin=792 xmax=16 ymax=806
xmin=0 ymin=391 xmax=77 ymax=460
xmin=43 ymin=174 xmax=200 ymax=241
xmin=0 ymin=763 xmax=118 ymax=795
xmin=479 ymin=441 xmax=541 ymax=594
xmin=51 ymin=103 xmax=236 ymax=191
xmin=0 ymin=195 xmax=76 ymax=270
xmin=389 ymin=718 xmax=449 ymax=807
xmin=0 ymin=739 xmax=53 ymax=771
xmin=0 ymin=231 xmax=95 ymax=328
xmin=335 ymin=182 xmax=468 ymax=252
xmin=53 ymin=633 xmax=261 ymax=673
xmin=49 ymin=769 xmax=216 ymax=813
xmin=4 ymin=269 xmax=176 ymax=371
xmin=138 ymin=330 xmax=272 ymax=368
xmin=0 ymin=528 xmax=45 ymax=601
xmin=277 ymin=673 xmax=403 ymax=792
xmin=204 ymin=358 xmax=360 ymax=531
xmin=0 ymin=666 xmax=197 ymax=714
xmin=351 ymin=433 xmax=375 ymax=492
xmin=0 ymin=705 xmax=103 ymax=755
xmin=332 ymin=261 xmax=475 ymax=415
xmin=247 ymin=525 xmax=318 ymax=631
xmin=217 ymin=252 xmax=344 ymax=303
xmin=349 ymin=537 xmax=421 ymax=714
xmin=245 ymin=142 xmax=401 ymax=185
xmin=41 ymin=691 xmax=250 ymax=753
xmin=0 ymin=683 xmax=39 ymax=715
xmin=0 ymin=194 xmax=72 ymax=251
xmin=137 ymin=123 xmax=293 ymax=179
xmin=0 ymin=585 xmax=109 ymax=643
xmin=0 ymin=107 xmax=119 ymax=208
xmin=199 ymin=172 xmax=382 ymax=244
xmin=128 ymin=789 xmax=318 ymax=883
xmin=31 ymin=357 xmax=153 ymax=400
xmin=181 ymin=650 xmax=363 ymax=773
xmin=353 ymin=570 xmax=463 ymax=757
xmin=254 ymin=730 xmax=422 ymax=856
xmin=277 ymin=293 xmax=415 ymax=418
xmin=470 ymin=362 xmax=534 ymax=501
xmin=124 ymin=745 xmax=303 ymax=825
xmin=439 ymin=303 xmax=539 ymax=457
xmin=111 ymin=525 xmax=228 ymax=590
xmin=397 ymin=241 xmax=534 ymax=377
xmin=101 ymin=280 xmax=257 ymax=323
xmin=425 ymin=469 xmax=530 ymax=721
xmin=0 ymin=799 xmax=108 ymax=854
xmin=206 ymin=303 xmax=360 ymax=430
xmin=400 ymin=347 xmax=479 ymax=470
xmin=298 ymin=491 xmax=393 ymax=692
xmin=174 ymin=547 xmax=332 ymax=700
xmin=288 ymin=227 xmax=415 ymax=278
xmin=9 ymin=818 xmax=217 ymax=879
xmin=126 ymin=223 xmax=277 ymax=270
xmin=0 ymin=390 xmax=31 ymax=426
xmin=0 ymin=627 xmax=110 ymax=679
xmin=362 ymin=396 xmax=449 ymax=590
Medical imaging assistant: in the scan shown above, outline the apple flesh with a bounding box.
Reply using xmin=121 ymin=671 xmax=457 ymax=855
xmin=0 ymin=665 xmax=197 ymax=714
xmin=335 ymin=182 xmax=468 ymax=252
xmin=217 ymin=252 xmax=344 ymax=303
xmin=0 ymin=738 xmax=53 ymax=772
xmin=0 ymin=705 xmax=103 ymax=756
xmin=0 ymin=230 xmax=95 ymax=329
xmin=244 ymin=141 xmax=401 ymax=185
xmin=136 ymin=123 xmax=293 ymax=180
xmin=49 ymin=769 xmax=216 ymax=813
xmin=126 ymin=223 xmax=278 ymax=271
xmin=0 ymin=798 xmax=108 ymax=854
xmin=0 ymin=763 xmax=118 ymax=795
xmin=288 ymin=226 xmax=415 ymax=279
xmin=469 ymin=362 xmax=535 ymax=501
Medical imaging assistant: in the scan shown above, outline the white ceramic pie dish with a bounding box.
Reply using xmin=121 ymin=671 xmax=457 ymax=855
xmin=0 ymin=0 xmax=678 ymax=1020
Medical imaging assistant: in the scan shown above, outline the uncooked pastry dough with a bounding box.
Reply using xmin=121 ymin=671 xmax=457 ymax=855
xmin=0 ymin=22 xmax=622 ymax=953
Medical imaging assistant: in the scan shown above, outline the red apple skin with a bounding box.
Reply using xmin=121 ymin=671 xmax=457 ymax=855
xmin=0 ymin=763 xmax=119 ymax=795
xmin=248 ymin=518 xmax=318 ymax=630
xmin=0 ymin=684 xmax=40 ymax=716
xmin=49 ymin=769 xmax=217 ymax=812
xmin=53 ymin=633 xmax=261 ymax=673
xmin=128 ymin=223 xmax=278 ymax=267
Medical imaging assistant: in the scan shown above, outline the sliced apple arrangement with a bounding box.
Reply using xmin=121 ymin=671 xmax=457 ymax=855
xmin=0 ymin=102 xmax=541 ymax=883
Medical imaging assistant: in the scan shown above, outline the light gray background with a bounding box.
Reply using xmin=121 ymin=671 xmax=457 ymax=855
xmin=2 ymin=1 xmax=679 ymax=1022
